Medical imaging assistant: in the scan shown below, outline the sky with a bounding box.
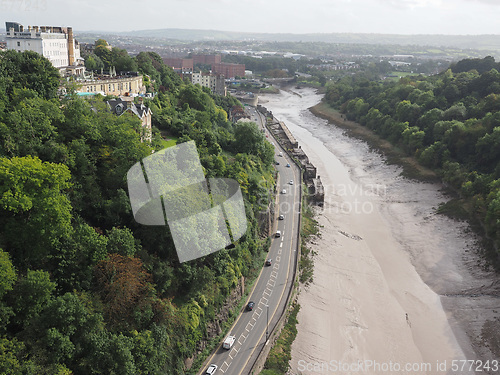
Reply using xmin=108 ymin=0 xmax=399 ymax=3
xmin=2 ymin=0 xmax=500 ymax=35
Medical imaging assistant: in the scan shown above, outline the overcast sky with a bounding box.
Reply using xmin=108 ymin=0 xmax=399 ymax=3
xmin=2 ymin=0 xmax=500 ymax=35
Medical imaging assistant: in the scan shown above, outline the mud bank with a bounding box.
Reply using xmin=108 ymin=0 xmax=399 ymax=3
xmin=260 ymin=88 xmax=499 ymax=374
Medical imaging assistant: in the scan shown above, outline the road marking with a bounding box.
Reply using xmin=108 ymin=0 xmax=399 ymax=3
xmin=261 ymin=296 xmax=268 ymax=305
xmin=238 ymin=335 xmax=247 ymax=345
xmin=271 ymin=271 xmax=278 ymax=279
xmin=267 ymin=279 xmax=276 ymax=287
xmin=237 ymin=162 xmax=299 ymax=375
xmin=276 ymin=255 xmax=281 ymax=262
xmin=278 ymin=249 xmax=282 ymax=255
xmin=221 ymin=361 xmax=230 ymax=373
xmin=273 ymin=263 xmax=280 ymax=270
xmin=280 ymin=242 xmax=283 ymax=248
xmin=229 ymin=347 xmax=238 ymax=359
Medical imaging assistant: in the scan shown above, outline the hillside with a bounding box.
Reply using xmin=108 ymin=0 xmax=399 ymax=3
xmin=0 ymin=48 xmax=275 ymax=374
xmin=324 ymin=56 xmax=500 ymax=262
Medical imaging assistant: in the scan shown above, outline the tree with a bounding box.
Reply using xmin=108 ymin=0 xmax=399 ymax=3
xmin=0 ymin=50 xmax=61 ymax=99
xmin=1 ymin=90 xmax=64 ymax=158
xmin=84 ymin=53 xmax=104 ymax=71
xmin=0 ymin=156 xmax=73 ymax=266
xmin=233 ymin=121 xmax=266 ymax=155
xmin=94 ymin=45 xmax=112 ymax=70
xmin=23 ymin=291 xmax=106 ymax=373
xmin=106 ymin=227 xmax=137 ymax=256
xmin=11 ymin=269 xmax=56 ymax=328
xmin=0 ymin=249 xmax=16 ymax=331
xmin=52 ymin=218 xmax=108 ymax=292
xmin=0 ymin=250 xmax=16 ymax=299
xmin=94 ymin=254 xmax=153 ymax=329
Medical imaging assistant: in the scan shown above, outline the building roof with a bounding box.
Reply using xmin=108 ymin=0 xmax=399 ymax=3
xmin=107 ymin=98 xmax=151 ymax=120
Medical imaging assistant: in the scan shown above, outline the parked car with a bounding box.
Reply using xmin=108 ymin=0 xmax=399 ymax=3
xmin=265 ymin=259 xmax=272 ymax=266
xmin=205 ymin=364 xmax=218 ymax=375
xmin=286 ymin=163 xmax=291 ymax=168
xmin=246 ymin=301 xmax=255 ymax=311
xmin=278 ymin=214 xmax=284 ymax=220
xmin=275 ymin=230 xmax=281 ymax=237
xmin=281 ymin=189 xmax=286 ymax=194
xmin=289 ymin=180 xmax=293 ymax=185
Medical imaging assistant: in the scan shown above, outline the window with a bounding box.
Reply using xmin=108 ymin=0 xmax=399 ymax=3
xmin=17 ymin=41 xmax=20 ymax=46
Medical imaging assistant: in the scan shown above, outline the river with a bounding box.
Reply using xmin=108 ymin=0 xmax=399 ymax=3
xmin=259 ymin=88 xmax=499 ymax=375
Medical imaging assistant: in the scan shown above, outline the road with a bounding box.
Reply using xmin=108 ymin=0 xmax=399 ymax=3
xmin=199 ymin=106 xmax=301 ymax=375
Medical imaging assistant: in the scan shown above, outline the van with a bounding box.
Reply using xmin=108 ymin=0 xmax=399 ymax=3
xmin=223 ymin=335 xmax=235 ymax=350
xmin=275 ymin=230 xmax=281 ymax=238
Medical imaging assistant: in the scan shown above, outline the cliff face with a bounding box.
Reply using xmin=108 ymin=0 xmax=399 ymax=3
xmin=257 ymin=105 xmax=324 ymax=205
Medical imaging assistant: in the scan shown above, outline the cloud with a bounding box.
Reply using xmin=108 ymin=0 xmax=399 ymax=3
xmin=466 ymin=0 xmax=500 ymax=4
xmin=376 ymin=0 xmax=444 ymax=9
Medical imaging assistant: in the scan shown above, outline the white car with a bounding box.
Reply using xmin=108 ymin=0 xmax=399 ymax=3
xmin=289 ymin=180 xmax=293 ymax=185
xmin=281 ymin=189 xmax=286 ymax=194
xmin=206 ymin=364 xmax=218 ymax=375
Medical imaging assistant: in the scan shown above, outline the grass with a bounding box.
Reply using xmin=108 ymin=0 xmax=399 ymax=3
xmin=299 ymin=194 xmax=319 ymax=285
xmin=259 ymin=86 xmax=280 ymax=94
xmin=260 ymin=302 xmax=300 ymax=375
xmin=158 ymin=131 xmax=178 ymax=148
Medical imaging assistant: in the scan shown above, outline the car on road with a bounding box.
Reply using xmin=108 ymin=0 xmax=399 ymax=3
xmin=281 ymin=189 xmax=286 ymax=194
xmin=278 ymin=152 xmax=283 ymax=157
xmin=275 ymin=161 xmax=280 ymax=165
xmin=246 ymin=301 xmax=255 ymax=311
xmin=265 ymin=259 xmax=272 ymax=266
xmin=286 ymin=163 xmax=291 ymax=168
xmin=223 ymin=335 xmax=235 ymax=350
xmin=205 ymin=364 xmax=218 ymax=374
xmin=275 ymin=230 xmax=281 ymax=237
xmin=289 ymin=180 xmax=293 ymax=185
xmin=278 ymin=214 xmax=284 ymax=220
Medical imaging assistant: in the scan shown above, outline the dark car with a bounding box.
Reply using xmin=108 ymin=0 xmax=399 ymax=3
xmin=246 ymin=301 xmax=255 ymax=311
xmin=265 ymin=259 xmax=272 ymax=266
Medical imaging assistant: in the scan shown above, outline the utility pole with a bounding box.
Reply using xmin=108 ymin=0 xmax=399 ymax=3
xmin=266 ymin=305 xmax=269 ymax=342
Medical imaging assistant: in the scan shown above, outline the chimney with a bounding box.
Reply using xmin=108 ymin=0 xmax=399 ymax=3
xmin=19 ymin=25 xmax=23 ymax=32
xmin=34 ymin=26 xmax=39 ymax=32
xmin=67 ymin=27 xmax=75 ymax=66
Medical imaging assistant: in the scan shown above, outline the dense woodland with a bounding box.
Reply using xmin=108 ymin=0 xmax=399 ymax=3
xmin=325 ymin=56 xmax=500 ymax=260
xmin=0 ymin=47 xmax=276 ymax=374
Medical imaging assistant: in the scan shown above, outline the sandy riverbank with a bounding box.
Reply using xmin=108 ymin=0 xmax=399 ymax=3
xmin=260 ymin=89 xmax=499 ymax=375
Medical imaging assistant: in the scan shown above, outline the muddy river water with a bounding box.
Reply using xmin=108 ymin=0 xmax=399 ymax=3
xmin=260 ymin=88 xmax=499 ymax=375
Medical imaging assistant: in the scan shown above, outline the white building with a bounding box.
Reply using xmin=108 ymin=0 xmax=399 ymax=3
xmin=192 ymin=71 xmax=226 ymax=96
xmin=5 ymin=22 xmax=84 ymax=74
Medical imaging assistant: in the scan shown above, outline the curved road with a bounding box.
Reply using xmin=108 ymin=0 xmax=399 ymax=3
xmin=199 ymin=106 xmax=301 ymax=375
